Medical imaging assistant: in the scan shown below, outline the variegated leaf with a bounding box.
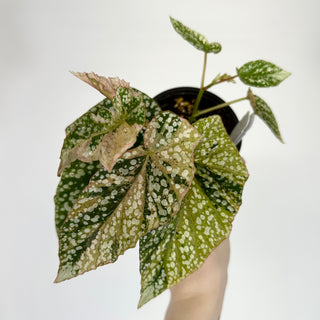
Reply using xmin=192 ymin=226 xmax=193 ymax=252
xmin=137 ymin=89 xmax=162 ymax=122
xmin=170 ymin=17 xmax=221 ymax=54
xmin=193 ymin=116 xmax=248 ymax=186
xmin=64 ymin=97 xmax=113 ymax=136
xmin=71 ymin=72 xmax=130 ymax=99
xmin=55 ymin=112 xmax=201 ymax=283
xmin=58 ymin=87 xmax=159 ymax=176
xmin=247 ymin=89 xmax=283 ymax=142
xmin=237 ymin=60 xmax=291 ymax=87
xmin=54 ymin=160 xmax=102 ymax=232
xmin=138 ymin=115 xmax=248 ymax=307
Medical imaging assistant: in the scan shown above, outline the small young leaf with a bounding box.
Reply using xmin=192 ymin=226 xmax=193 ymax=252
xmin=54 ymin=160 xmax=102 ymax=232
xmin=237 ymin=60 xmax=291 ymax=87
xmin=138 ymin=115 xmax=249 ymax=306
xmin=58 ymin=87 xmax=149 ymax=175
xmin=215 ymin=73 xmax=236 ymax=84
xmin=219 ymin=73 xmax=236 ymax=83
xmin=247 ymin=89 xmax=283 ymax=142
xmin=170 ymin=17 xmax=221 ymax=54
xmin=55 ymin=112 xmax=201 ymax=283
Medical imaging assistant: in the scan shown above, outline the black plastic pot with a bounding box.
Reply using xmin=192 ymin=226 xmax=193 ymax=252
xmin=153 ymin=87 xmax=241 ymax=151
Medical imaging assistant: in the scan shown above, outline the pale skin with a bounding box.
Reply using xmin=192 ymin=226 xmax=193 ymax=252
xmin=164 ymin=238 xmax=230 ymax=320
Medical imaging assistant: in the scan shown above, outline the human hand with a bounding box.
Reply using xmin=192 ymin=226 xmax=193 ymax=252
xmin=164 ymin=238 xmax=230 ymax=320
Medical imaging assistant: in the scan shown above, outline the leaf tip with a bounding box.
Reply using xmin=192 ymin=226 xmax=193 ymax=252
xmin=169 ymin=16 xmax=178 ymax=26
xmin=278 ymin=135 xmax=285 ymax=144
xmin=138 ymin=286 xmax=154 ymax=308
xmin=211 ymin=42 xmax=222 ymax=54
xmin=54 ymin=265 xmax=75 ymax=283
xmin=278 ymin=70 xmax=291 ymax=83
xmin=53 ymin=272 xmax=64 ymax=284
xmin=57 ymin=162 xmax=63 ymax=177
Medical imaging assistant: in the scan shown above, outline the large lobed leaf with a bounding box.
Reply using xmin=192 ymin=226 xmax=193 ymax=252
xmin=170 ymin=17 xmax=221 ymax=54
xmin=237 ymin=60 xmax=291 ymax=87
xmin=247 ymin=89 xmax=283 ymax=142
xmin=138 ymin=115 xmax=249 ymax=307
xmin=58 ymin=87 xmax=161 ymax=176
xmin=55 ymin=112 xmax=201 ymax=283
xmin=139 ymin=116 xmax=248 ymax=307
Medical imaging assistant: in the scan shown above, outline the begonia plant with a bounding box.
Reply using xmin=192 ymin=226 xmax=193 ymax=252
xmin=54 ymin=17 xmax=290 ymax=307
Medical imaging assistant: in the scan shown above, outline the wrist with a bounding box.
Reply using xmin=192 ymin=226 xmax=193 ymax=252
xmin=165 ymin=239 xmax=230 ymax=320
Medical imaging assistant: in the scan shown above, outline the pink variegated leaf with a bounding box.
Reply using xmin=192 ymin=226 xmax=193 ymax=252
xmin=58 ymin=86 xmax=147 ymax=176
xmin=94 ymin=122 xmax=143 ymax=172
xmin=71 ymin=71 xmax=130 ymax=99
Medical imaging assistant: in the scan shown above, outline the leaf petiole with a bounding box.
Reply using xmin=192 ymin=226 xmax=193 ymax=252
xmin=191 ymin=52 xmax=208 ymax=119
xmin=194 ymin=96 xmax=248 ymax=117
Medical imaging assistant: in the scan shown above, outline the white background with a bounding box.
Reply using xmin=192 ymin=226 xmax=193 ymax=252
xmin=1 ymin=0 xmax=319 ymax=319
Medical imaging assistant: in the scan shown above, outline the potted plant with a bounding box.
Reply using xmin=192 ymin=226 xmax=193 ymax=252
xmin=54 ymin=17 xmax=290 ymax=319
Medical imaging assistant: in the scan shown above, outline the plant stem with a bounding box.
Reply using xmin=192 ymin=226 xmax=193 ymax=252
xmin=194 ymin=96 xmax=248 ymax=117
xmin=200 ymin=53 xmax=207 ymax=88
xmin=191 ymin=52 xmax=208 ymax=119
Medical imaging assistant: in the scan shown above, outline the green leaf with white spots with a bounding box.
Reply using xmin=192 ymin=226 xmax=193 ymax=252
xmin=137 ymin=89 xmax=162 ymax=122
xmin=138 ymin=115 xmax=248 ymax=307
xmin=58 ymin=87 xmax=160 ymax=176
xmin=54 ymin=160 xmax=102 ymax=232
xmin=237 ymin=60 xmax=291 ymax=87
xmin=55 ymin=111 xmax=201 ymax=283
xmin=192 ymin=116 xmax=248 ymax=185
xmin=126 ymin=89 xmax=162 ymax=148
xmin=170 ymin=17 xmax=221 ymax=54
xmin=64 ymin=97 xmax=113 ymax=136
xmin=247 ymin=89 xmax=283 ymax=142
